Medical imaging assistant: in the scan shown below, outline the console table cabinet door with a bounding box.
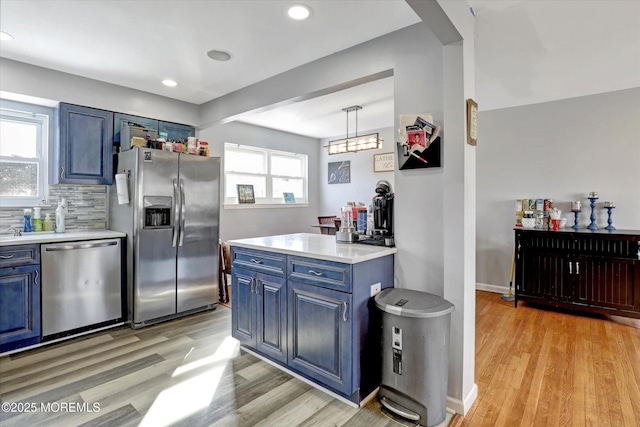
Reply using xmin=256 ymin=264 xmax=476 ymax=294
xmin=520 ymin=251 xmax=571 ymax=302
xmin=576 ymin=257 xmax=637 ymax=311
xmin=255 ymin=274 xmax=287 ymax=363
xmin=287 ymin=280 xmax=353 ymax=395
xmin=55 ymin=103 xmax=113 ymax=185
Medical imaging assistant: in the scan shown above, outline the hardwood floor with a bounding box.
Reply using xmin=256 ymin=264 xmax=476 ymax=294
xmin=1 ymin=291 xmax=638 ymax=426
xmin=453 ymin=291 xmax=640 ymax=427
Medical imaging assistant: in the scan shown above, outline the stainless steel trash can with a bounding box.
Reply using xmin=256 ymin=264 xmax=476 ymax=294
xmin=375 ymin=288 xmax=454 ymax=426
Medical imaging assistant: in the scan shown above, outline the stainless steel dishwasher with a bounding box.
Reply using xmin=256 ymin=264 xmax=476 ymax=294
xmin=41 ymin=239 xmax=122 ymax=338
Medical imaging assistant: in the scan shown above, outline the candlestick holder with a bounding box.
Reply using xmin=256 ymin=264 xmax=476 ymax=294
xmin=587 ymin=197 xmax=598 ymax=230
xmin=571 ymin=209 xmax=581 ymax=230
xmin=604 ymin=206 xmax=616 ymax=231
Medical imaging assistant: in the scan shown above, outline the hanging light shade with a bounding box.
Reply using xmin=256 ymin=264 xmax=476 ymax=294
xmin=326 ymin=106 xmax=382 ymax=155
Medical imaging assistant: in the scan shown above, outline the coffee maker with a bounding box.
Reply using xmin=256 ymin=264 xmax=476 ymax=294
xmin=356 ymin=180 xmax=394 ymax=247
xmin=372 ymin=180 xmax=394 ymax=245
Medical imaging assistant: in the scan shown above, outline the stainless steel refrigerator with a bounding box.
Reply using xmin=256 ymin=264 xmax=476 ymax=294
xmin=109 ymin=147 xmax=221 ymax=328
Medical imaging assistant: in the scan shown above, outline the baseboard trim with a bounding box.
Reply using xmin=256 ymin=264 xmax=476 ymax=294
xmin=447 ymin=383 xmax=478 ymax=415
xmin=476 ymin=282 xmax=509 ymax=294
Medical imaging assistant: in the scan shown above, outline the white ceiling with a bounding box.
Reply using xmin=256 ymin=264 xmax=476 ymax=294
xmin=1 ymin=1 xmax=638 ymax=139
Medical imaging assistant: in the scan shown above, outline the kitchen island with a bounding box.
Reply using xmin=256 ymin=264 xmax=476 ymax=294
xmin=228 ymin=233 xmax=396 ymax=406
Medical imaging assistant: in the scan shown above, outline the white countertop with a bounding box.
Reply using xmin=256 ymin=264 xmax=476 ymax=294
xmin=228 ymin=233 xmax=397 ymax=264
xmin=0 ymin=230 xmax=126 ymax=246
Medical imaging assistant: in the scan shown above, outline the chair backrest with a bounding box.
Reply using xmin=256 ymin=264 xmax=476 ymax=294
xmin=318 ymin=215 xmax=337 ymax=225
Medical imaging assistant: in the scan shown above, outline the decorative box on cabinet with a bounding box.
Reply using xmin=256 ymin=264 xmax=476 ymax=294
xmin=0 ymin=244 xmax=41 ymax=353
xmin=514 ymin=229 xmax=640 ymax=319
xmin=54 ymin=103 xmax=114 ymax=185
xmin=158 ymin=121 xmax=195 ymax=142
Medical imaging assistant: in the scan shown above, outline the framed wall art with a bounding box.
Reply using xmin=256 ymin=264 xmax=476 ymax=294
xmin=328 ymin=161 xmax=350 ymax=184
xmin=374 ymin=152 xmax=394 ymax=172
xmin=237 ymin=184 xmax=255 ymax=204
xmin=466 ymin=98 xmax=478 ymax=146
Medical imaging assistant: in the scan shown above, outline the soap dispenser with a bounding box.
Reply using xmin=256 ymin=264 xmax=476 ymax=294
xmin=43 ymin=213 xmax=54 ymax=232
xmin=33 ymin=207 xmax=42 ymax=232
xmin=23 ymin=209 xmax=32 ymax=233
xmin=55 ymin=198 xmax=67 ymax=233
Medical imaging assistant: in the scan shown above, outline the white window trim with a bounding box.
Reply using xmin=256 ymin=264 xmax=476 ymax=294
xmin=223 ymin=143 xmax=309 ymax=209
xmin=0 ymin=104 xmax=50 ymax=207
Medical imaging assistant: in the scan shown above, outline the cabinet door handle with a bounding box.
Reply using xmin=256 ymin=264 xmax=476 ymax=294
xmin=576 ymin=262 xmax=579 ymax=275
xmin=250 ymin=258 xmax=263 ymax=264
xmin=308 ymin=270 xmax=324 ymax=276
xmin=342 ymin=302 xmax=348 ymax=322
xmin=60 ymin=166 xmax=65 ymax=179
xmin=250 ymin=279 xmax=255 ymax=294
xmin=34 ymin=270 xmax=39 ymax=285
xmin=0 ymin=255 xmax=14 ymax=259
xmin=569 ymin=261 xmax=573 ymax=274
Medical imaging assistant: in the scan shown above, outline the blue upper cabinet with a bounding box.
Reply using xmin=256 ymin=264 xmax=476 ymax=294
xmin=54 ymin=103 xmax=114 ymax=185
xmin=158 ymin=121 xmax=195 ymax=142
xmin=113 ymin=113 xmax=158 ymax=143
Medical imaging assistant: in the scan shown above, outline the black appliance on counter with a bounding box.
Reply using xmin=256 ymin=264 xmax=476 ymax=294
xmin=357 ymin=180 xmax=394 ymax=247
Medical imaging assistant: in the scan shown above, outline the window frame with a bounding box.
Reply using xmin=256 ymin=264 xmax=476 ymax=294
xmin=223 ymin=143 xmax=308 ymax=208
xmin=0 ymin=101 xmax=50 ymax=207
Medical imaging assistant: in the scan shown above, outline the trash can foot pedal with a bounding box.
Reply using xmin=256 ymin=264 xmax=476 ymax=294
xmin=380 ymin=396 xmax=420 ymax=421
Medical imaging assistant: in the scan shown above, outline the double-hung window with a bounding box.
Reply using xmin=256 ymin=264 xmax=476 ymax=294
xmin=224 ymin=143 xmax=308 ymax=206
xmin=0 ymin=102 xmax=50 ymax=207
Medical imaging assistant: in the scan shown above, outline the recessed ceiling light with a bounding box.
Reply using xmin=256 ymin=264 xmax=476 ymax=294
xmin=162 ymin=79 xmax=177 ymax=87
xmin=206 ymin=50 xmax=232 ymax=61
xmin=287 ymin=5 xmax=312 ymax=20
xmin=0 ymin=31 xmax=14 ymax=41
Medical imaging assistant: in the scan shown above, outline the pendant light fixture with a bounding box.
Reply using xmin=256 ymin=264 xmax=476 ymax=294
xmin=327 ymin=106 xmax=382 ymax=155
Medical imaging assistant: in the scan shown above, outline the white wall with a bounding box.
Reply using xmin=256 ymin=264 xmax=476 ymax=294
xmin=199 ymin=121 xmax=320 ymax=241
xmin=318 ymin=126 xmax=395 ymax=216
xmin=476 ymin=87 xmax=640 ymax=289
xmin=0 ymin=58 xmax=199 ymax=126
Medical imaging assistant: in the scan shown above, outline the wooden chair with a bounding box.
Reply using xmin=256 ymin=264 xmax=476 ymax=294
xmin=318 ymin=215 xmax=338 ymax=225
xmin=218 ymin=241 xmax=231 ymax=303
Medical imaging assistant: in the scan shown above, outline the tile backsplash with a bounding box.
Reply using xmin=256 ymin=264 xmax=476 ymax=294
xmin=0 ymin=185 xmax=107 ymax=231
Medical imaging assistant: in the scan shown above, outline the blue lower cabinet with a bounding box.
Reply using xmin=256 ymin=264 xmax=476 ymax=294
xmin=287 ymin=280 xmax=353 ymax=395
xmin=231 ymin=267 xmax=287 ymax=363
xmin=0 ymin=265 xmax=41 ymax=353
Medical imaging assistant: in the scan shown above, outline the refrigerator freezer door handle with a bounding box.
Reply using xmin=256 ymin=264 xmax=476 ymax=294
xmin=172 ymin=179 xmax=179 ymax=247
xmin=179 ymin=179 xmax=186 ymax=247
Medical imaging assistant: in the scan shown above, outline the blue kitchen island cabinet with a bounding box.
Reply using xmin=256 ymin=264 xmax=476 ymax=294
xmin=231 ymin=247 xmax=288 ymax=363
xmin=0 ymin=244 xmax=41 ymax=353
xmin=229 ymin=233 xmax=396 ymax=405
xmin=158 ymin=121 xmax=195 ymax=142
xmin=54 ymin=103 xmax=114 ymax=185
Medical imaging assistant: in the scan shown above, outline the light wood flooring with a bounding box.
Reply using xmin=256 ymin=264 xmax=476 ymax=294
xmin=1 ymin=291 xmax=639 ymax=426
xmin=452 ymin=291 xmax=640 ymax=427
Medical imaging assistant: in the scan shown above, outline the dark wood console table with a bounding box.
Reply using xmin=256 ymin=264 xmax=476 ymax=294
xmin=514 ymin=228 xmax=640 ymax=319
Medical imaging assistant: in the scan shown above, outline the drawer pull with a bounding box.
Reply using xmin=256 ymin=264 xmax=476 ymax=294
xmin=250 ymin=258 xmax=263 ymax=264
xmin=0 ymin=255 xmax=14 ymax=259
xmin=342 ymin=302 xmax=348 ymax=322
xmin=308 ymin=269 xmax=325 ymax=277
